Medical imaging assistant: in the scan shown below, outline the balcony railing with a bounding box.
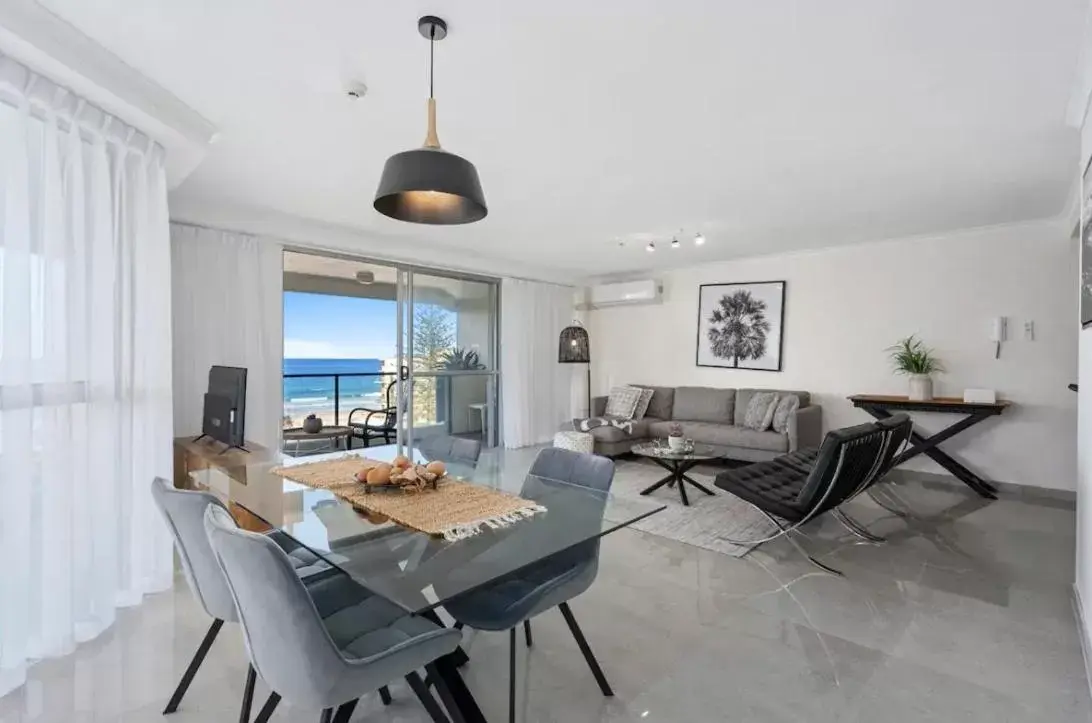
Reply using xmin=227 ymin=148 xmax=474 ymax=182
xmin=283 ymin=372 xmax=397 ymax=428
xmin=283 ymin=370 xmax=494 ymax=445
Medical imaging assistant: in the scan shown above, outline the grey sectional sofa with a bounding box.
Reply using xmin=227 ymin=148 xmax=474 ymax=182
xmin=578 ymin=385 xmax=822 ymax=461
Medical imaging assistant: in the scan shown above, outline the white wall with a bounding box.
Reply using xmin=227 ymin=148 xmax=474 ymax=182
xmin=590 ymin=221 xmax=1077 ymax=490
xmin=1074 ymin=6 xmax=1092 ymax=665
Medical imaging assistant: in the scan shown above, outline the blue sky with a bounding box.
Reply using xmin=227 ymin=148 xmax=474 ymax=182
xmin=283 ymin=292 xmax=398 ymax=359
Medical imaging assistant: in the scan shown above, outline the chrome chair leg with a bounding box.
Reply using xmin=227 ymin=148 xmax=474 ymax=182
xmin=781 ymin=529 xmax=845 ymax=577
xmin=833 ymin=509 xmax=886 ymax=544
xmin=721 ymin=506 xmax=844 ymax=576
xmin=867 ymin=487 xmax=910 ymax=518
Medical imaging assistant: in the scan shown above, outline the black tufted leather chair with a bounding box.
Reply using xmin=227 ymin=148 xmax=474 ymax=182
xmin=715 ymin=422 xmax=890 ymax=575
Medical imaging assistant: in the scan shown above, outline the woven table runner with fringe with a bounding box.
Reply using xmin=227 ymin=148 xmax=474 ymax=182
xmin=271 ymin=455 xmax=545 ymax=541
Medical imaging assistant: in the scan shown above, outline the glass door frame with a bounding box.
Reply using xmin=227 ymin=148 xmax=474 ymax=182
xmin=283 ymin=246 xmax=499 ymax=454
xmin=397 ymin=266 xmax=499 ymax=453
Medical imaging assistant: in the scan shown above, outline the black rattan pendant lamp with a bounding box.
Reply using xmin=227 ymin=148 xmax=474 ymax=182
xmin=374 ymin=16 xmax=487 ymax=225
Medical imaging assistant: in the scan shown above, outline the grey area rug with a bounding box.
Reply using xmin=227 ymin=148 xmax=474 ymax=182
xmin=604 ymin=458 xmax=778 ymax=557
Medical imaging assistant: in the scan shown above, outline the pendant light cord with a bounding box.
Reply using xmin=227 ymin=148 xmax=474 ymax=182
xmin=429 ymin=25 xmax=435 ymax=99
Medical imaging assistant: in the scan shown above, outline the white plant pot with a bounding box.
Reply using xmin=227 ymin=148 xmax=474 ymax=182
xmin=908 ymin=375 xmax=933 ymax=401
xmin=668 ymin=436 xmax=685 ymax=451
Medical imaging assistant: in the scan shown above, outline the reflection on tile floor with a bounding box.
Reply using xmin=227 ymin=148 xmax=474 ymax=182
xmin=0 ymin=470 xmax=1088 ymax=722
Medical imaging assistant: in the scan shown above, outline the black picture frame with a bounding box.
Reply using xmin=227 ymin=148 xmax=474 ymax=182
xmin=695 ymin=280 xmax=786 ymax=371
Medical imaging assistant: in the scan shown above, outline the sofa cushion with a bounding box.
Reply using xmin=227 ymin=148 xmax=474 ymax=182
xmin=630 ymin=387 xmax=655 ymax=419
xmin=586 ymin=417 xmax=658 ymax=443
xmin=735 ymin=389 xmax=811 ymax=426
xmin=678 ymin=423 xmax=789 ymax=453
xmin=742 ymin=392 xmax=780 ymax=431
xmin=771 ymin=395 xmax=800 ymax=434
xmin=672 ymin=387 xmax=736 ymax=423
xmin=631 ymin=385 xmax=675 ymax=421
xmin=605 ymin=386 xmax=642 ymax=418
xmin=588 ymin=425 xmax=631 ymax=443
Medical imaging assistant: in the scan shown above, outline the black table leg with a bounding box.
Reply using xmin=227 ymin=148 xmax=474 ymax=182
xmin=428 ymin=657 xmax=479 ymax=723
xmin=640 ymin=458 xmax=718 ymax=506
xmin=680 ymin=472 xmax=716 ymax=496
xmin=862 ymin=406 xmax=998 ymax=499
xmin=639 ymin=470 xmax=677 ymax=497
xmin=675 ymin=462 xmax=690 ymax=505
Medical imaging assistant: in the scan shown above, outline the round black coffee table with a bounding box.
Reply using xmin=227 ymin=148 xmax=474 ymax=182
xmin=631 ymin=441 xmax=726 ymax=506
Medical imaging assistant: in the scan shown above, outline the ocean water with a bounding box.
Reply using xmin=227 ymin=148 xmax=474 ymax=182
xmin=282 ymin=358 xmax=389 ymax=419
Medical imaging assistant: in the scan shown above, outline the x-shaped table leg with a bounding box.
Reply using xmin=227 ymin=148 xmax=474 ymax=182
xmin=640 ymin=458 xmax=716 ymax=506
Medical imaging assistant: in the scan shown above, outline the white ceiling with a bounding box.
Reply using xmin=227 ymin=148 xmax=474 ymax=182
xmin=36 ymin=0 xmax=1088 ymax=278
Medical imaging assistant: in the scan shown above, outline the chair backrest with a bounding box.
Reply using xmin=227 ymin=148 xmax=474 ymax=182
xmin=203 ymin=505 xmax=346 ymax=708
xmin=844 ymin=414 xmax=913 ymax=498
xmin=794 ymin=424 xmax=886 ymax=515
xmin=871 ymin=413 xmax=912 ymax=480
xmin=528 ymin=447 xmax=615 ymax=493
xmin=150 ymin=477 xmax=237 ymax=621
xmin=418 ymin=434 xmax=482 ymax=465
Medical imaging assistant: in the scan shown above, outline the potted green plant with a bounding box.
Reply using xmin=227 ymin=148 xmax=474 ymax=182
xmin=887 ymin=335 xmax=944 ymax=401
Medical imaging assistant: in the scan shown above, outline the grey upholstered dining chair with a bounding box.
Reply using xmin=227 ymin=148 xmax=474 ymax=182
xmin=417 ymin=434 xmax=482 ymax=466
xmin=442 ymin=447 xmax=616 ymax=723
xmin=150 ymin=478 xmax=395 ymax=716
xmin=153 ymin=478 xmax=331 ymax=714
xmin=203 ymin=505 xmax=463 ymax=723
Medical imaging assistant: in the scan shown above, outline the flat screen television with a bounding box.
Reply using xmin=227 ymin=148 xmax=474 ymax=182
xmin=198 ymin=365 xmax=247 ymax=450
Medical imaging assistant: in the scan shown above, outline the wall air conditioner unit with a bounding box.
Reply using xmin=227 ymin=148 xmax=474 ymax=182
xmin=587 ymin=279 xmax=662 ymax=309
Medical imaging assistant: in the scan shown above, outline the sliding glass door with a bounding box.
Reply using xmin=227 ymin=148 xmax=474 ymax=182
xmin=399 ymin=269 xmax=498 ymax=451
xmin=281 ymin=251 xmax=498 ymax=456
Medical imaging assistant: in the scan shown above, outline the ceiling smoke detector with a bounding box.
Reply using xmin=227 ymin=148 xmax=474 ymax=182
xmin=355 ymin=270 xmax=375 ymax=284
xmin=345 ymin=81 xmax=369 ymax=100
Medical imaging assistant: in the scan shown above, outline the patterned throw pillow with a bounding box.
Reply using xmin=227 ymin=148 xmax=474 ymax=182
xmin=628 ymin=386 xmax=655 ymax=420
xmin=743 ymin=392 xmax=780 ymax=431
xmin=771 ymin=394 xmax=800 ymax=434
xmin=605 ymin=386 xmax=642 ymax=418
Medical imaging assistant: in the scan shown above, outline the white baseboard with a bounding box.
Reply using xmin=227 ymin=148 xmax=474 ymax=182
xmin=1071 ymin=584 xmax=1092 ymax=716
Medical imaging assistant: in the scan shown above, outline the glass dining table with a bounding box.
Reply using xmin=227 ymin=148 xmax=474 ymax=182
xmin=181 ymin=444 xmax=665 ymax=723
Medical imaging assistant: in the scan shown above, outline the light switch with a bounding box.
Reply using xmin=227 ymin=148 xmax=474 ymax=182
xmin=1024 ymin=320 xmax=1035 ymax=341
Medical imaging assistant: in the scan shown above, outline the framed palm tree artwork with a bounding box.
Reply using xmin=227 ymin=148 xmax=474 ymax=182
xmin=696 ymin=281 xmax=786 ymax=371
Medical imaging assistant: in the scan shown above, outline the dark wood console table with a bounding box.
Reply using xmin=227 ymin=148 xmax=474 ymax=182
xmin=848 ymin=394 xmax=1011 ymax=499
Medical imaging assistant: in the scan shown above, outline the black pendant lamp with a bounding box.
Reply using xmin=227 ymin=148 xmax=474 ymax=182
xmin=374 ymin=16 xmax=487 ymax=225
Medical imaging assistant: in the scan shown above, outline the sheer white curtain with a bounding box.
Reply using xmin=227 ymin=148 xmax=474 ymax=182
xmin=170 ymin=224 xmax=283 ymax=452
xmin=500 ymin=279 xmax=576 ymax=448
xmin=0 ymin=54 xmax=174 ymax=697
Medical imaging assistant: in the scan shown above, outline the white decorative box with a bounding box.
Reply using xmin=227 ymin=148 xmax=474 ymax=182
xmin=963 ymin=389 xmax=997 ymax=404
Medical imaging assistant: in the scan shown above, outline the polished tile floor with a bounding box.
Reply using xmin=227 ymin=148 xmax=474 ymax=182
xmin=0 ymin=470 xmax=1088 ymax=722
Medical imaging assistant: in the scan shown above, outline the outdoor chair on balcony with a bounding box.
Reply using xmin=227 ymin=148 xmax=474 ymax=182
xmin=348 ymin=377 xmax=406 ymax=449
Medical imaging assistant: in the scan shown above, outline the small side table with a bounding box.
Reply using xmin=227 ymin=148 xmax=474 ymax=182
xmin=848 ymin=394 xmax=1010 ymax=499
xmin=631 ymin=441 xmax=724 ymax=506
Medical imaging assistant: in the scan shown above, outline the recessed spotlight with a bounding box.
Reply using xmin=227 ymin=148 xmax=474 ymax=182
xmin=694 ymin=233 xmax=706 ymax=246
xmin=671 ymin=237 xmax=680 ymax=249
xmin=646 ymin=241 xmax=655 ymax=252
